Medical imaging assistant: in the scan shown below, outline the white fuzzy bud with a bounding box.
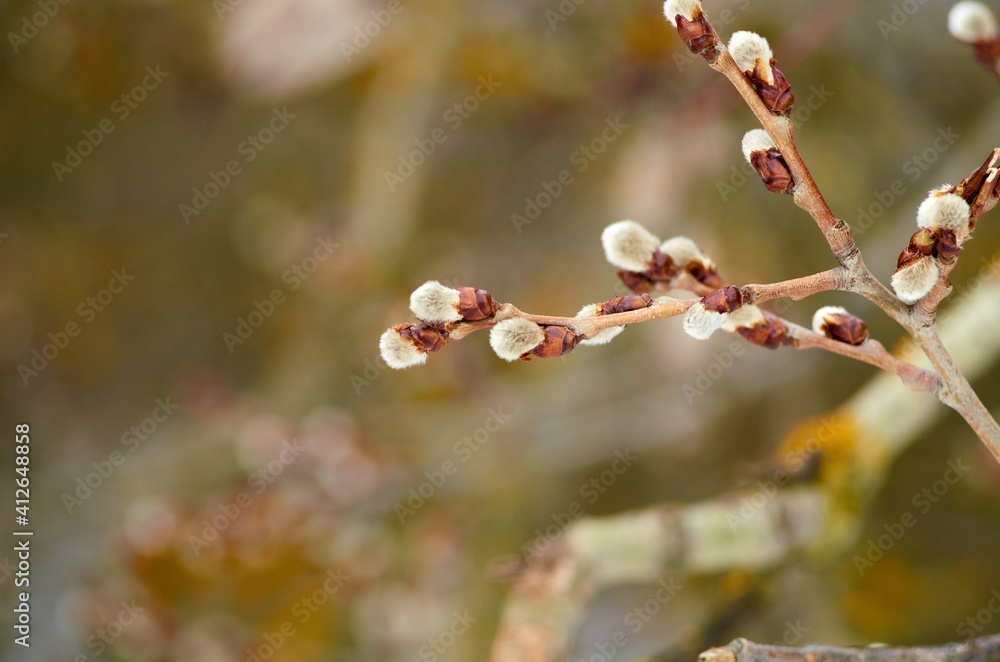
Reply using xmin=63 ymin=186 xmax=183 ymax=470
xmin=379 ymin=328 xmax=428 ymax=369
xmin=741 ymin=129 xmax=775 ymax=163
xmin=660 ymin=236 xmax=714 ymax=271
xmin=728 ymin=31 xmax=774 ymax=84
xmin=601 ymin=220 xmax=661 ymax=273
xmin=410 ymin=280 xmax=462 ymax=323
xmin=489 ymin=317 xmax=545 ymax=361
xmin=891 ymin=257 xmax=941 ymax=304
xmin=722 ymin=305 xmax=765 ymax=332
xmin=575 ymin=303 xmax=625 ymax=346
xmin=916 ymin=192 xmax=972 ymax=244
xmin=682 ymin=302 xmax=729 ymax=340
xmin=663 ymin=0 xmax=701 ymax=26
xmin=949 ymin=1 xmax=998 ymax=42
xmin=811 ymin=305 xmax=849 ymax=335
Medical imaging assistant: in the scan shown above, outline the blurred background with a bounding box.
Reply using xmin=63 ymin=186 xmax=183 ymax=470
xmin=2 ymin=0 xmax=1000 ymax=660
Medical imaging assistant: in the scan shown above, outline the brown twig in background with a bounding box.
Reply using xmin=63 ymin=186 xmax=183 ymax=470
xmin=699 ymin=634 xmax=1000 ymax=662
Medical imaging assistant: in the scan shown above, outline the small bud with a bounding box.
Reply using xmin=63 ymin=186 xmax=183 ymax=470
xmin=682 ymin=286 xmax=743 ymax=339
xmin=948 ymin=1 xmax=998 ymax=43
xmin=660 ymin=236 xmax=723 ymax=287
xmin=742 ymin=129 xmax=793 ymax=194
xmin=737 ymin=311 xmax=791 ymax=350
xmin=600 ymin=293 xmax=655 ymax=315
xmin=663 ymin=0 xmax=702 ymax=27
xmin=728 ymin=31 xmax=793 ymax=115
xmin=576 ymin=303 xmax=625 ymax=346
xmin=379 ymin=324 xmax=449 ymax=369
xmin=410 ymin=281 xmax=495 ymax=323
xmin=916 ymin=191 xmax=972 ymax=246
xmin=489 ymin=317 xmax=545 ymax=361
xmin=531 ymin=325 xmax=579 ymax=358
xmin=811 ymin=306 xmax=869 ymax=346
xmin=891 ymin=256 xmax=940 ymax=304
xmin=602 ymin=220 xmax=662 ymax=273
xmin=729 ymin=31 xmax=774 ymax=83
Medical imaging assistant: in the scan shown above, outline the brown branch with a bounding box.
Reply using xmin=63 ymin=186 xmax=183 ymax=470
xmin=686 ymin=7 xmax=1000 ymax=458
xmin=699 ymin=634 xmax=1000 ymax=662
xmin=785 ymin=321 xmax=939 ymax=393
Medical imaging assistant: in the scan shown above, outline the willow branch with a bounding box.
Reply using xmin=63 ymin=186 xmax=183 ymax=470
xmin=699 ymin=635 xmax=1000 ymax=662
xmin=687 ymin=8 xmax=1000 ymax=457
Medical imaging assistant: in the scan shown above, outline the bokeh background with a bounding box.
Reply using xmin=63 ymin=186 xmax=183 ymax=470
xmin=3 ymin=0 xmax=1000 ymax=660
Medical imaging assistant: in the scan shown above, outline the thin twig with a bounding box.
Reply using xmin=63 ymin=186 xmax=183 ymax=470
xmin=699 ymin=634 xmax=1000 ymax=662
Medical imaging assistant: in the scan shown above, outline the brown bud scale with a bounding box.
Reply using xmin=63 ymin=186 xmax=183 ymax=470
xmin=934 ymin=230 xmax=961 ymax=262
xmin=821 ymin=313 xmax=869 ymax=346
xmin=749 ymin=61 xmax=794 ymax=116
xmin=686 ymin=262 xmax=726 ymax=288
xmin=599 ymin=294 xmax=654 ymax=316
xmin=737 ymin=314 xmax=791 ymax=350
xmin=398 ymin=323 xmax=449 ymax=353
xmin=646 ymin=250 xmax=676 ymax=282
xmin=617 ymin=270 xmax=654 ymax=294
xmin=749 ymin=149 xmax=794 ymax=194
xmin=529 ymin=326 xmax=578 ymax=359
xmin=456 ymin=287 xmax=496 ymax=321
xmin=675 ymin=12 xmax=718 ymax=62
xmin=895 ymin=228 xmax=937 ymax=270
xmin=701 ymin=286 xmax=743 ymax=314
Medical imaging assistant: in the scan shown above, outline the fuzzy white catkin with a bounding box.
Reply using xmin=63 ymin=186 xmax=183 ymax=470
xmin=660 ymin=236 xmax=712 ymax=270
xmin=741 ymin=129 xmax=775 ymax=163
xmin=948 ymin=1 xmax=998 ymax=42
xmin=601 ymin=220 xmax=661 ymax=272
xmin=662 ymin=0 xmax=701 ymax=26
xmin=916 ymin=192 xmax=972 ymax=244
xmin=489 ymin=317 xmax=545 ymax=361
xmin=722 ymin=305 xmax=764 ymax=332
xmin=575 ymin=303 xmax=625 ymax=346
xmin=891 ymin=257 xmax=940 ymax=304
xmin=410 ymin=280 xmax=462 ymax=323
xmin=728 ymin=31 xmax=773 ymax=77
xmin=682 ymin=302 xmax=729 ymax=340
xmin=379 ymin=328 xmax=427 ymax=369
xmin=811 ymin=305 xmax=849 ymax=335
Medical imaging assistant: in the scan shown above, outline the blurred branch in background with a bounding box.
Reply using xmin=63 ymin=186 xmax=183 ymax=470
xmin=488 ymin=265 xmax=1000 ymax=661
